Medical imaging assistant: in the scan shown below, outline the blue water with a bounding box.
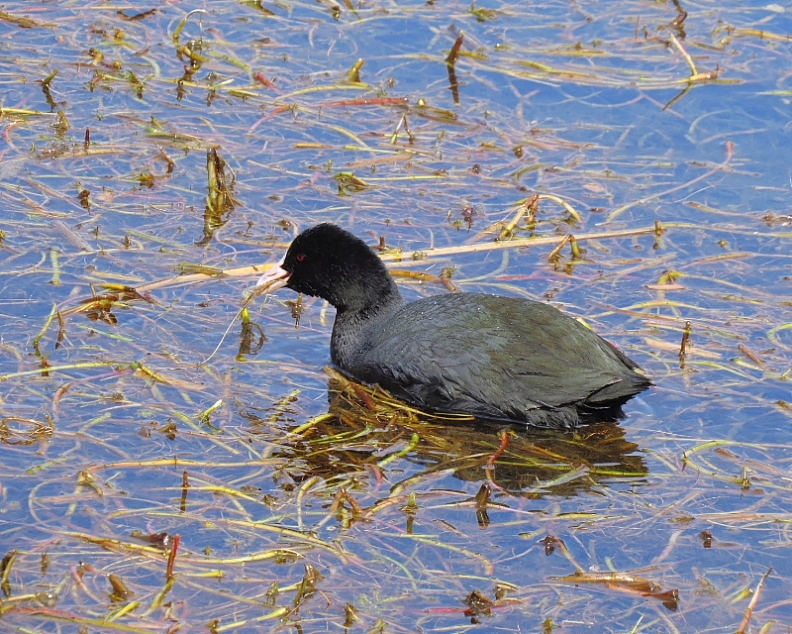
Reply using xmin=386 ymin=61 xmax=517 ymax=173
xmin=1 ymin=1 xmax=791 ymax=632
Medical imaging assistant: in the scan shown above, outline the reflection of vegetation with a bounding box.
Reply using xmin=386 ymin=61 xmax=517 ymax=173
xmin=0 ymin=416 xmax=54 ymax=445
xmin=236 ymin=306 xmax=267 ymax=360
xmin=333 ymin=171 xmax=370 ymax=196
xmin=445 ymin=33 xmax=464 ymax=104
xmin=196 ymin=148 xmax=239 ymax=246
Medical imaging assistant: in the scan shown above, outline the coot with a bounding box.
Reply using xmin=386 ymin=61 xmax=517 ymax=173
xmin=256 ymin=223 xmax=650 ymax=427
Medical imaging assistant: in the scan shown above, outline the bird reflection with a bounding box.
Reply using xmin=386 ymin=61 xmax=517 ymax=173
xmin=257 ymin=369 xmax=647 ymax=498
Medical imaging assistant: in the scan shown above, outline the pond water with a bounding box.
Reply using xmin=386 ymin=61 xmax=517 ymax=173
xmin=1 ymin=1 xmax=791 ymax=632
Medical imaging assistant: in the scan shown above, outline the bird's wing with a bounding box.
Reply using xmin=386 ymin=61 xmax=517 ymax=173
xmin=350 ymin=295 xmax=645 ymax=419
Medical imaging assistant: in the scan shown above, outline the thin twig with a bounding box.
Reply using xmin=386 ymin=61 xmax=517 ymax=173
xmin=668 ymin=32 xmax=698 ymax=76
xmin=129 ymin=225 xmax=660 ymax=296
xmin=736 ymin=567 xmax=773 ymax=634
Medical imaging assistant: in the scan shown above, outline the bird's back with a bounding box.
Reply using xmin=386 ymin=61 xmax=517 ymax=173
xmin=337 ymin=293 xmax=649 ymax=427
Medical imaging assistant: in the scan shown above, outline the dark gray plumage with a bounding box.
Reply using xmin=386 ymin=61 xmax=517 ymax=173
xmin=256 ymin=223 xmax=650 ymax=427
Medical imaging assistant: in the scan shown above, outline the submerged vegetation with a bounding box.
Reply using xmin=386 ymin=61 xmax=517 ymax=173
xmin=0 ymin=0 xmax=791 ymax=632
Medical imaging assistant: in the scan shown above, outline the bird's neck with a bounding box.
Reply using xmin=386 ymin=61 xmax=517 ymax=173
xmin=330 ymin=282 xmax=403 ymax=370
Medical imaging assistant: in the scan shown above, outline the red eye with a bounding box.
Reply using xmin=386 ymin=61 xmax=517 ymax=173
xmin=295 ymin=253 xmax=306 ymax=262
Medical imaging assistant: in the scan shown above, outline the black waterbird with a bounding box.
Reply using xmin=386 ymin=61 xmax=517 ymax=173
xmin=255 ymin=223 xmax=650 ymax=427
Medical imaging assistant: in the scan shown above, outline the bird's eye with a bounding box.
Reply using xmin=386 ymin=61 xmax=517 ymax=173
xmin=295 ymin=253 xmax=306 ymax=262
